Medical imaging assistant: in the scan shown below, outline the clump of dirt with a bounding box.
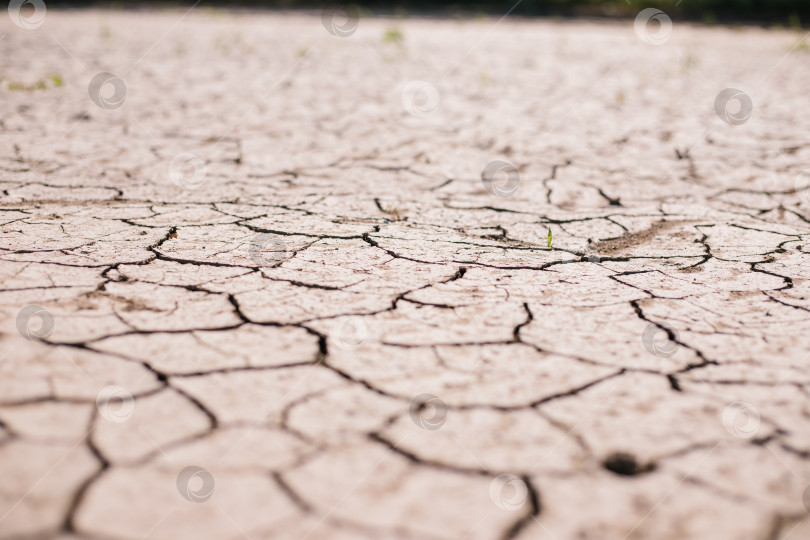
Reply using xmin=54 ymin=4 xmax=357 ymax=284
xmin=603 ymin=452 xmax=657 ymax=477
xmin=594 ymin=220 xmax=693 ymax=254
xmin=76 ymin=289 xmax=163 ymax=312
xmin=728 ymin=290 xmax=762 ymax=299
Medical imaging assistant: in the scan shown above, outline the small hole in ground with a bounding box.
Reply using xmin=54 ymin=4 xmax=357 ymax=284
xmin=603 ymin=452 xmax=656 ymax=477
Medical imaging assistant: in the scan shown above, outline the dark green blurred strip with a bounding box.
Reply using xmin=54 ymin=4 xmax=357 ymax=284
xmin=43 ymin=0 xmax=810 ymax=24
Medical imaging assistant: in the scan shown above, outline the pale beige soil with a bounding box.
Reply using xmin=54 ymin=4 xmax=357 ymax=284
xmin=1 ymin=9 xmax=810 ymax=540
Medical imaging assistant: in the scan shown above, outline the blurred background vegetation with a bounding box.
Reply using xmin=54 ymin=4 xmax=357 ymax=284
xmin=44 ymin=0 xmax=810 ymax=25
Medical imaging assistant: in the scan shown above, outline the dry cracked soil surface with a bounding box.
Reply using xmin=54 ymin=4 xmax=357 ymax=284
xmin=1 ymin=8 xmax=810 ymax=540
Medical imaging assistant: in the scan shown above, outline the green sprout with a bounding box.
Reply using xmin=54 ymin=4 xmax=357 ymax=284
xmin=383 ymin=28 xmax=404 ymax=44
xmin=789 ymin=13 xmax=802 ymax=32
xmin=547 ymin=228 xmax=552 ymax=248
xmin=4 ymin=75 xmax=64 ymax=92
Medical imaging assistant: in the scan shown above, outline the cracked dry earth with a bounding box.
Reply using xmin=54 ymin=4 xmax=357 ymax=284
xmin=2 ymin=9 xmax=810 ymax=540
